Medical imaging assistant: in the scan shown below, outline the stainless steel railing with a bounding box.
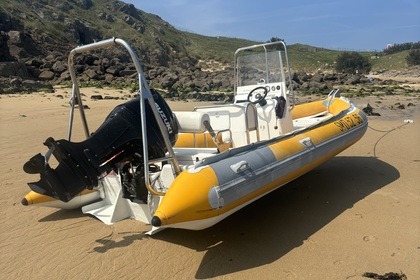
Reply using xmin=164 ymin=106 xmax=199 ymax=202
xmin=66 ymin=38 xmax=180 ymax=196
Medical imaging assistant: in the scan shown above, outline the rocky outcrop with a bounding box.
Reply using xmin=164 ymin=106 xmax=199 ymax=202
xmin=71 ymin=0 xmax=93 ymax=10
xmin=0 ymin=1 xmax=415 ymax=97
xmin=6 ymin=31 xmax=42 ymax=58
xmin=0 ymin=61 xmax=31 ymax=78
xmin=119 ymin=3 xmax=143 ymax=21
xmin=0 ymin=32 xmax=14 ymax=61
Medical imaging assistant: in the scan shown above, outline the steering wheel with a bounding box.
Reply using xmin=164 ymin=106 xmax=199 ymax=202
xmin=247 ymin=86 xmax=268 ymax=105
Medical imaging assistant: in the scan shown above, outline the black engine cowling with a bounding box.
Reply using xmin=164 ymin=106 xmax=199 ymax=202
xmin=23 ymin=90 xmax=178 ymax=202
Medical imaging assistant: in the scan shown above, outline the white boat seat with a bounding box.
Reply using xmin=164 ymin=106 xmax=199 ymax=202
xmin=195 ymin=103 xmax=260 ymax=147
xmin=173 ymin=111 xmax=210 ymax=133
xmin=173 ymin=111 xmax=231 ymax=151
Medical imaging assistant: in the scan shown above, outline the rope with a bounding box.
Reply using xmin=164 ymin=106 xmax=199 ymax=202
xmin=369 ymin=122 xmax=411 ymax=158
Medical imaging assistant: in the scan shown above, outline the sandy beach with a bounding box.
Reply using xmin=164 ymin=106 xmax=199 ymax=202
xmin=0 ymin=87 xmax=419 ymax=279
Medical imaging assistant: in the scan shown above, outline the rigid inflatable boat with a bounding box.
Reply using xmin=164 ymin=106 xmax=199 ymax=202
xmin=22 ymin=38 xmax=368 ymax=234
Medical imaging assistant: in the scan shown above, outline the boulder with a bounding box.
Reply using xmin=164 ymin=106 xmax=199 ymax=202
xmin=38 ymin=70 xmax=55 ymax=80
xmin=0 ymin=31 xmax=14 ymax=61
xmin=119 ymin=3 xmax=142 ymax=20
xmin=362 ymin=103 xmax=381 ymax=116
xmin=106 ymin=66 xmax=120 ymax=75
xmin=22 ymin=79 xmax=53 ymax=92
xmin=311 ymin=73 xmax=324 ymax=83
xmin=297 ymin=71 xmax=310 ymax=82
xmin=26 ymin=58 xmax=43 ymax=67
xmin=91 ymin=95 xmax=103 ymax=100
xmin=0 ymin=61 xmax=30 ymax=78
xmin=0 ymin=76 xmax=53 ymax=93
xmin=6 ymin=30 xmax=41 ymax=58
xmin=52 ymin=61 xmax=67 ymax=73
xmin=72 ymin=0 xmax=93 ymax=10
xmin=123 ymin=15 xmax=135 ymax=25
xmin=160 ymin=73 xmax=179 ymax=88
xmin=344 ymin=74 xmax=361 ymax=85
xmin=85 ymin=68 xmax=99 ymax=79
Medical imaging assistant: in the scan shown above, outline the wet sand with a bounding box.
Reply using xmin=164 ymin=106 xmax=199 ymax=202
xmin=0 ymin=87 xmax=419 ymax=279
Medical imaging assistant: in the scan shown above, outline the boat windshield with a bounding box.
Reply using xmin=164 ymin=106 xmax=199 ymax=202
xmin=236 ymin=50 xmax=285 ymax=87
xmin=234 ymin=42 xmax=292 ymax=103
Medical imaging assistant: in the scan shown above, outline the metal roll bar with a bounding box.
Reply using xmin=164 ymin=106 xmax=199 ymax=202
xmin=66 ymin=38 xmax=180 ymax=196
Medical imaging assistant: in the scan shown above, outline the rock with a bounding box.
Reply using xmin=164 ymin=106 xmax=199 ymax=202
xmin=323 ymin=73 xmax=337 ymax=81
xmin=362 ymin=103 xmax=381 ymax=116
xmin=359 ymin=76 xmax=370 ymax=83
xmin=91 ymin=95 xmax=103 ymax=100
xmin=160 ymin=73 xmax=179 ymax=88
xmin=119 ymin=3 xmax=142 ymax=20
xmin=26 ymin=58 xmax=43 ymax=67
xmin=311 ymin=73 xmax=324 ymax=83
xmin=98 ymin=12 xmax=114 ymax=22
xmin=0 ymin=61 xmax=31 ymax=78
xmin=309 ymin=81 xmax=328 ymax=91
xmin=10 ymin=77 xmax=22 ymax=86
xmin=297 ymin=71 xmax=310 ymax=82
xmin=56 ymin=71 xmax=70 ymax=83
xmin=104 ymin=96 xmax=119 ymax=100
xmin=106 ymin=66 xmax=120 ymax=75
xmin=82 ymin=55 xmax=97 ymax=66
xmin=85 ymin=69 xmax=99 ymax=79
xmin=38 ymin=70 xmax=55 ymax=80
xmin=0 ymin=31 xmax=14 ymax=61
xmin=119 ymin=69 xmax=136 ymax=76
xmin=6 ymin=30 xmax=41 ymax=58
xmin=20 ymin=79 xmax=53 ymax=92
xmin=101 ymin=58 xmax=110 ymax=68
xmin=301 ymin=82 xmax=310 ymax=89
xmin=72 ymin=0 xmax=93 ymax=10
xmin=104 ymin=73 xmax=114 ymax=83
xmin=52 ymin=61 xmax=67 ymax=73
xmin=26 ymin=65 xmax=40 ymax=79
xmin=362 ymin=271 xmax=407 ymax=280
xmin=69 ymin=19 xmax=101 ymax=45
xmin=42 ymin=60 xmax=53 ymax=69
xmin=123 ymin=15 xmax=135 ymax=25
xmin=53 ymin=2 xmax=72 ymax=11
xmin=344 ymin=74 xmax=361 ymax=85
xmin=292 ymin=72 xmax=300 ymax=83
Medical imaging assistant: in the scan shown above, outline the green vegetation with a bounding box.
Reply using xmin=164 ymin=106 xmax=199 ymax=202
xmin=1 ymin=0 xmax=416 ymax=74
xmin=369 ymin=50 xmax=410 ymax=71
xmin=406 ymin=49 xmax=420 ymax=66
xmin=335 ymin=52 xmax=372 ymax=74
xmin=384 ymin=42 xmax=420 ymax=54
xmin=287 ymin=44 xmax=341 ymax=72
xmin=184 ymin=33 xmax=257 ymax=64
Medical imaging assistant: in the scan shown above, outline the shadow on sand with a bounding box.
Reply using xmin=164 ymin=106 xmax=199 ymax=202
xmin=38 ymin=208 xmax=85 ymax=222
xmin=152 ymin=156 xmax=399 ymax=279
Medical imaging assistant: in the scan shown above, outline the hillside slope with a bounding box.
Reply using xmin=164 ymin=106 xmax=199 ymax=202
xmin=0 ymin=0 xmax=414 ymax=94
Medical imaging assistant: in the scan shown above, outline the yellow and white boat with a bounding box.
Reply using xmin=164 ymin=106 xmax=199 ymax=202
xmin=22 ymin=38 xmax=367 ymax=234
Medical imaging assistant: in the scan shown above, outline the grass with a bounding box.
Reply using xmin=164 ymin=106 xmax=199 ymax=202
xmin=369 ymin=51 xmax=410 ymax=72
xmin=1 ymin=0 xmax=414 ymax=75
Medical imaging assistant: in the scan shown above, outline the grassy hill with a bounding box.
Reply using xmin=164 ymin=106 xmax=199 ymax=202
xmin=0 ymin=0 xmax=414 ymax=82
xmin=0 ymin=0 xmax=414 ymax=95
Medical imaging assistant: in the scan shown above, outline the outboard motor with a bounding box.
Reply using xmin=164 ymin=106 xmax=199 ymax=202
xmin=23 ymin=90 xmax=178 ymax=202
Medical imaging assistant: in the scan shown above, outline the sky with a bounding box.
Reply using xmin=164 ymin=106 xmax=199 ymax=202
xmin=125 ymin=0 xmax=419 ymax=51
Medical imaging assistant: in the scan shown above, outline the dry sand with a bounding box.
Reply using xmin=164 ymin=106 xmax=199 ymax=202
xmin=0 ymin=87 xmax=419 ymax=280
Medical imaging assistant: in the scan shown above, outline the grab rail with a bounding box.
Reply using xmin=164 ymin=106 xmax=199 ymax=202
xmin=326 ymin=89 xmax=340 ymax=113
xmin=66 ymin=38 xmax=180 ymax=196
